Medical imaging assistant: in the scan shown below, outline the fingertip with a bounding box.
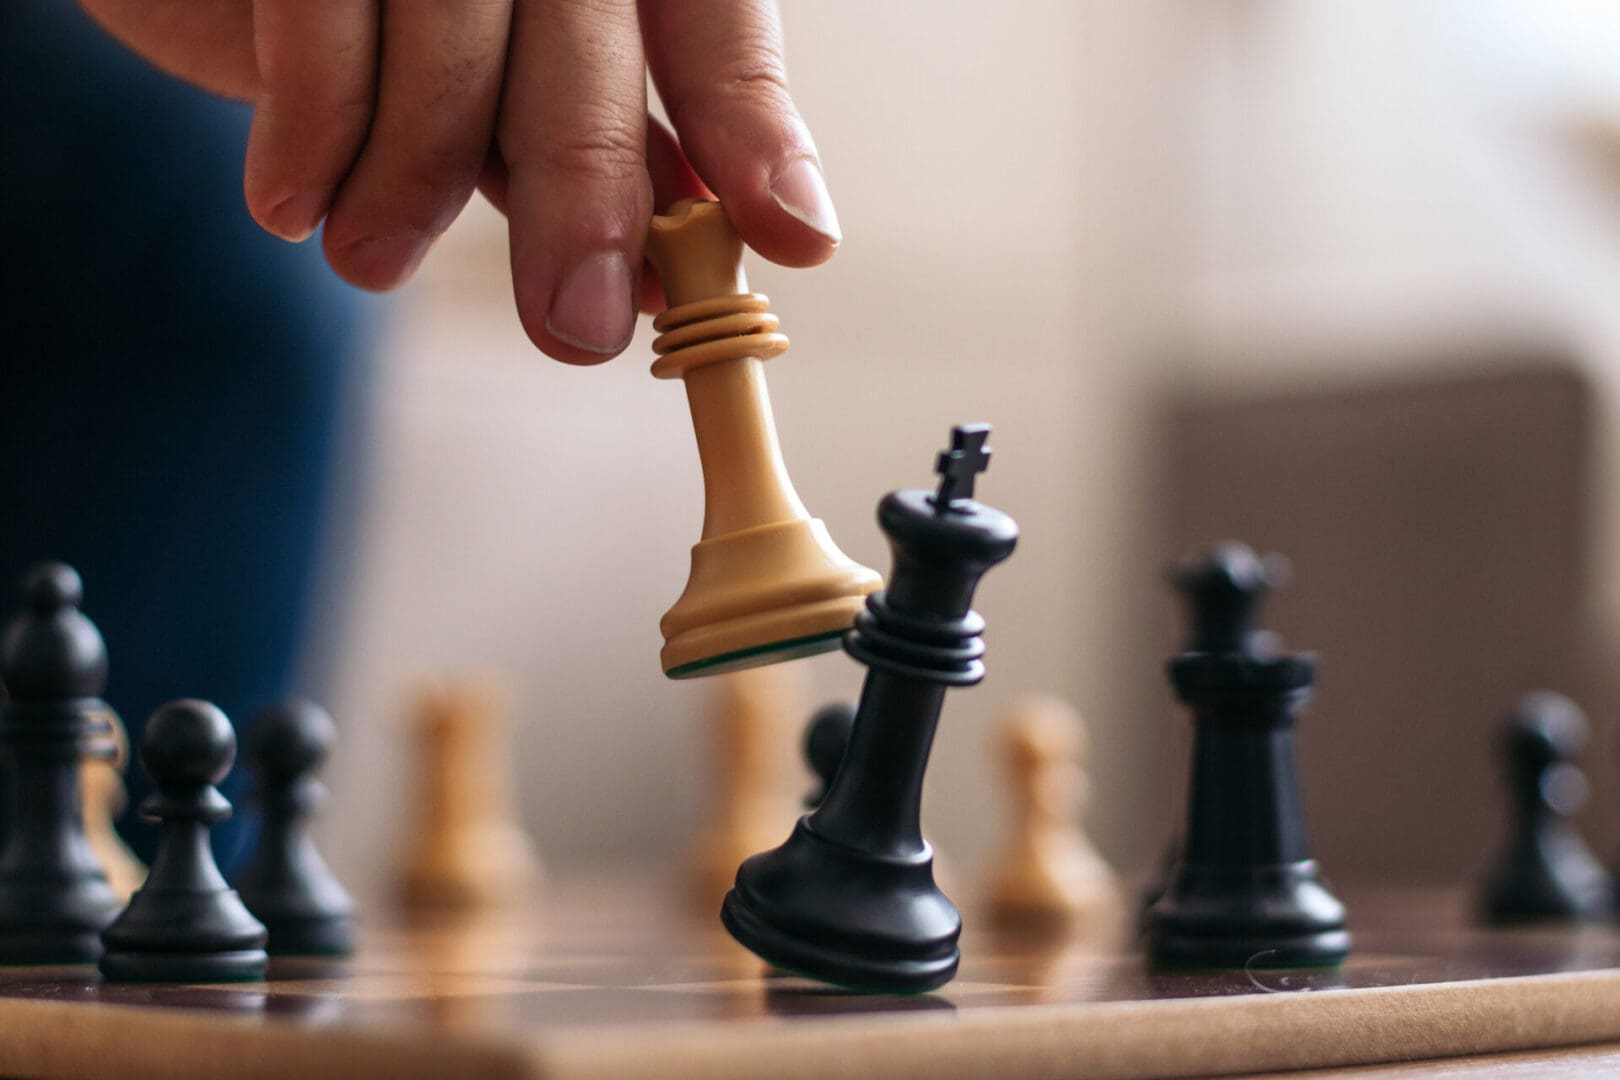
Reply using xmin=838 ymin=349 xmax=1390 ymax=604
xmin=721 ymin=164 xmax=842 ymax=269
xmin=767 ymin=157 xmax=841 ymax=245
xmin=322 ymin=231 xmax=431 ymax=292
xmin=243 ymin=124 xmax=326 ymax=242
xmin=512 ymin=250 xmax=638 ymax=365
xmin=256 ymin=191 xmax=327 ymax=243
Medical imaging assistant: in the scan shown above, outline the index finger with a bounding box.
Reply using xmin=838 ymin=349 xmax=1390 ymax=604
xmin=640 ymin=0 xmax=840 ymax=269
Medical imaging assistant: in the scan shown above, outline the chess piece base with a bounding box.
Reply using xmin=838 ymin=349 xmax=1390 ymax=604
xmin=403 ymin=824 xmax=544 ymax=914
xmin=1479 ymin=832 xmax=1614 ymax=924
xmin=660 ymin=519 xmax=879 ymax=679
xmin=1145 ymin=859 xmax=1350 ymax=969
xmin=720 ymin=819 xmax=959 ymax=994
xmin=99 ymin=885 xmax=269 ymax=983
xmin=99 ymin=948 xmax=268 ymax=983
xmin=986 ymin=853 xmax=1121 ymax=930
xmin=260 ymin=913 xmax=356 ymax=957
xmin=0 ymin=928 xmax=104 ymax=965
xmin=0 ymin=877 xmax=119 ymax=965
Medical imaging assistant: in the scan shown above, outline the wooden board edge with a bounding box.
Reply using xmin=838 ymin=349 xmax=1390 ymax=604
xmin=528 ymin=969 xmax=1620 ymax=1080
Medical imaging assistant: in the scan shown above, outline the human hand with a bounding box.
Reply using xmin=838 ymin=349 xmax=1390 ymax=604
xmin=79 ymin=0 xmax=841 ymax=363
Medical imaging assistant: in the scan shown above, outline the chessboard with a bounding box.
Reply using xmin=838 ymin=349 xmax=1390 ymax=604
xmin=3 ymin=877 xmax=1620 ymax=1080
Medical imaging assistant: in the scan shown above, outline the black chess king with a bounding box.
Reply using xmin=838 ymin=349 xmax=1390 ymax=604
xmin=1144 ymin=542 xmax=1350 ymax=968
xmin=722 ymin=424 xmax=1018 ymax=993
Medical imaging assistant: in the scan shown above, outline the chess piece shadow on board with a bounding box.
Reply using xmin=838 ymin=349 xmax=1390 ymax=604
xmin=643 ymin=198 xmax=881 ymax=678
xmin=0 ymin=562 xmax=121 ymax=963
xmin=722 ymin=424 xmax=1017 ymax=994
xmin=1162 ymin=364 xmax=1596 ymax=885
xmin=398 ymin=678 xmax=543 ymax=918
xmin=687 ymin=666 xmax=806 ymax=905
xmin=1144 ymin=542 xmax=1350 ymax=969
xmin=82 ymin=710 xmax=146 ymax=902
xmin=99 ymin=699 xmax=268 ymax=982
xmin=1477 ymin=692 xmax=1612 ymax=923
xmin=983 ymin=696 xmax=1121 ymax=931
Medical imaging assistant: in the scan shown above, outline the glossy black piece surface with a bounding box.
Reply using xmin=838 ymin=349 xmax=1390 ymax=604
xmin=1478 ymin=691 xmax=1612 ymax=923
xmin=1145 ymin=542 xmax=1350 ymax=969
xmin=100 ymin=700 xmax=268 ymax=982
xmin=0 ymin=563 xmax=119 ymax=963
xmin=724 ymin=425 xmax=1017 ymax=993
xmin=234 ymin=700 xmax=357 ymax=955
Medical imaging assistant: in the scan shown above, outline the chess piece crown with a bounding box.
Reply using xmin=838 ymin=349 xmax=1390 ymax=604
xmin=644 ymin=198 xmax=881 ymax=679
xmin=1172 ymin=540 xmax=1290 ymax=657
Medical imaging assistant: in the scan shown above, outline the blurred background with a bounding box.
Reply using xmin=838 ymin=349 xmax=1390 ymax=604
xmin=15 ymin=1 xmax=1620 ymax=904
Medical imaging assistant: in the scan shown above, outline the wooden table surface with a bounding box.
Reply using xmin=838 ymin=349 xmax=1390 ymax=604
xmin=0 ymin=879 xmax=1617 ymax=1078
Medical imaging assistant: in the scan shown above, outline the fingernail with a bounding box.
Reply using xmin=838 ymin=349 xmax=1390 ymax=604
xmin=769 ymin=158 xmax=841 ymax=243
xmin=546 ymin=252 xmax=635 ymax=354
xmin=263 ymin=192 xmax=327 ymax=242
xmin=341 ymin=237 xmax=430 ymax=290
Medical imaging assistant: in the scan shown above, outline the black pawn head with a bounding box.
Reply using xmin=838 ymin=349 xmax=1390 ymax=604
xmin=803 ymin=702 xmax=855 ymax=808
xmin=141 ymin=700 xmax=236 ymax=819
xmin=249 ymin=700 xmax=335 ymax=787
xmin=0 ymin=562 xmax=109 ymax=702
xmin=1503 ymin=691 xmax=1589 ymax=815
xmin=1172 ymin=541 xmax=1290 ymax=656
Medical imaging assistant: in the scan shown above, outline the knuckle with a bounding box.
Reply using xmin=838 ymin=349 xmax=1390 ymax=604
xmin=329 ymin=161 xmax=478 ymax=243
xmin=258 ymin=86 xmax=374 ymax=149
xmin=671 ymin=48 xmax=793 ymax=117
xmin=509 ymin=113 xmax=645 ymax=186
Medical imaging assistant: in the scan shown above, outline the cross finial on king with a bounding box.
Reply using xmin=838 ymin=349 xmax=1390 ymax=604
xmin=932 ymin=423 xmax=993 ymax=513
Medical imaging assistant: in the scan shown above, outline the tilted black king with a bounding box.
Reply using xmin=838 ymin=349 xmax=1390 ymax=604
xmin=721 ymin=424 xmax=1018 ymax=993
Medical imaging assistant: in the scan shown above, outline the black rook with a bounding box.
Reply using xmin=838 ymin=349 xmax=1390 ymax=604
xmin=1145 ymin=542 xmax=1350 ymax=969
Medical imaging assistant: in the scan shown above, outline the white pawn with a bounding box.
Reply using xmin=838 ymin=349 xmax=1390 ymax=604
xmin=984 ymin=696 xmax=1119 ymax=926
xmin=81 ymin=710 xmax=146 ymax=902
xmin=398 ymin=679 xmax=543 ymax=916
xmin=688 ymin=666 xmax=804 ymax=904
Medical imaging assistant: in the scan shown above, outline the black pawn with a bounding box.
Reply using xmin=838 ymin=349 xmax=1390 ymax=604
xmin=1478 ymin=692 xmax=1611 ymax=923
xmin=99 ymin=700 xmax=268 ymax=982
xmin=0 ymin=563 xmax=120 ymax=963
xmin=234 ymin=700 xmax=356 ymax=955
xmin=723 ymin=424 xmax=1018 ymax=994
xmin=1144 ymin=542 xmax=1350 ymax=969
xmin=803 ymin=703 xmax=855 ymax=809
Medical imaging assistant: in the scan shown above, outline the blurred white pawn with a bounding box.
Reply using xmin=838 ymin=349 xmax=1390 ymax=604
xmin=984 ymin=696 xmax=1119 ymax=927
xmin=398 ymin=678 xmax=543 ymax=917
xmin=687 ymin=665 xmax=805 ymax=906
xmin=81 ymin=710 xmax=145 ymax=902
